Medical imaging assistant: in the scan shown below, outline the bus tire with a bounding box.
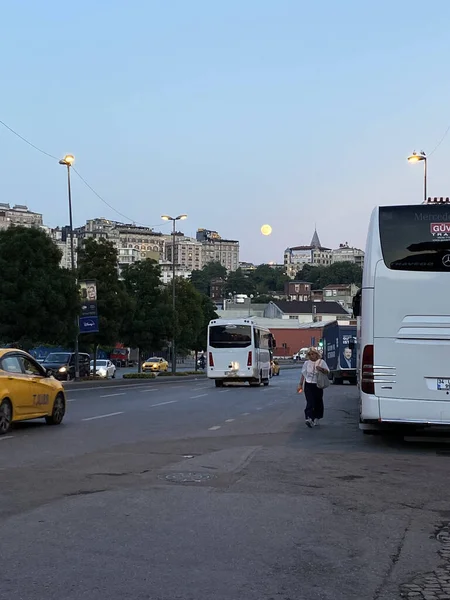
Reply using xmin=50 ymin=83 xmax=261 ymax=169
xmin=215 ymin=380 xmax=224 ymax=388
xmin=263 ymin=379 xmax=269 ymax=386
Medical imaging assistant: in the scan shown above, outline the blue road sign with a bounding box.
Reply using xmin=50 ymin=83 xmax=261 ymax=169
xmin=79 ymin=316 xmax=99 ymax=334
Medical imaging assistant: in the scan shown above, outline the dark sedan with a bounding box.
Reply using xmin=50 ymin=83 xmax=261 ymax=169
xmin=42 ymin=352 xmax=91 ymax=381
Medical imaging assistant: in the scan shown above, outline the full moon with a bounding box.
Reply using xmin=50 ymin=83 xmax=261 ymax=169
xmin=261 ymin=224 xmax=272 ymax=236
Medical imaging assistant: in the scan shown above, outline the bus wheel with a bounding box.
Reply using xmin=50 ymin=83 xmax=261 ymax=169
xmin=263 ymin=379 xmax=269 ymax=387
xmin=215 ymin=380 xmax=224 ymax=388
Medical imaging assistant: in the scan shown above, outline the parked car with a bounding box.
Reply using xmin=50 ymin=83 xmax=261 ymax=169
xmin=42 ymin=352 xmax=91 ymax=381
xmin=90 ymin=359 xmax=116 ymax=379
xmin=0 ymin=348 xmax=66 ymax=435
xmin=142 ymin=357 xmax=169 ymax=372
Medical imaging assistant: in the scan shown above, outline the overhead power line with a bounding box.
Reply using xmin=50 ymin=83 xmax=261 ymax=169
xmin=0 ymin=119 xmax=168 ymax=229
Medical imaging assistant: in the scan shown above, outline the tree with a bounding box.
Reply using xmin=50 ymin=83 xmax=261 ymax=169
xmin=77 ymin=238 xmax=131 ymax=348
xmin=121 ymin=259 xmax=172 ymax=362
xmin=0 ymin=226 xmax=79 ymax=350
xmin=192 ymin=294 xmax=218 ymax=358
xmin=250 ymin=264 xmax=289 ymax=295
xmin=162 ymin=279 xmax=205 ymax=354
xmin=190 ymin=261 xmax=227 ymax=296
xmin=224 ymin=268 xmax=256 ymax=295
xmin=296 ymin=262 xmax=362 ymax=290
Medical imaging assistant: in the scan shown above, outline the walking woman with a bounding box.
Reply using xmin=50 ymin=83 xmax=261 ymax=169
xmin=297 ymin=347 xmax=330 ymax=427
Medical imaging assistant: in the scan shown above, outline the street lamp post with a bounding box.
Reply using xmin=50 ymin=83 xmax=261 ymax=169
xmin=248 ymin=294 xmax=254 ymax=317
xmin=407 ymin=151 xmax=427 ymax=203
xmin=59 ymin=154 xmax=79 ymax=379
xmin=161 ymin=214 xmax=188 ymax=374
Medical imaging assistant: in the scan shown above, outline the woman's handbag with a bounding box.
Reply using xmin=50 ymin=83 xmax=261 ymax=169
xmin=316 ymin=361 xmax=330 ymax=389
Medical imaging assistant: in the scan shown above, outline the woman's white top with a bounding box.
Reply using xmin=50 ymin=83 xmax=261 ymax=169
xmin=301 ymin=359 xmax=329 ymax=384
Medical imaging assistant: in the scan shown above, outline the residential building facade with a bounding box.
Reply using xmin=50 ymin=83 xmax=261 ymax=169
xmin=322 ymin=283 xmax=359 ymax=312
xmin=284 ymin=280 xmax=312 ymax=301
xmin=196 ymin=228 xmax=239 ymax=272
xmin=284 ymin=229 xmax=332 ymax=278
xmin=0 ymin=204 xmax=43 ymax=230
xmin=159 ymin=261 xmax=191 ymax=285
xmin=331 ymin=243 xmax=364 ymax=268
xmin=165 ymin=234 xmax=203 ymax=271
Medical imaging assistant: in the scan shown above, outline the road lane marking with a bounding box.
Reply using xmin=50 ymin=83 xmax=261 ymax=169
xmin=256 ymin=407 xmax=263 ymax=410
xmin=100 ymin=393 xmax=126 ymax=398
xmin=190 ymin=394 xmax=208 ymax=399
xmin=218 ymin=389 xmax=230 ymax=393
xmin=208 ymin=425 xmax=221 ymax=430
xmin=225 ymin=419 xmax=235 ymax=423
xmin=0 ymin=436 xmax=14 ymax=441
xmin=242 ymin=412 xmax=250 ymax=416
xmin=82 ymin=412 xmax=124 ymax=421
xmin=149 ymin=400 xmax=178 ymax=407
xmin=139 ymin=388 xmax=158 ymax=393
xmin=68 ymin=399 xmax=76 ymax=402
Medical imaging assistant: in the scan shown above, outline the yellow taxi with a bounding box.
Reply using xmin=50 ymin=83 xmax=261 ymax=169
xmin=271 ymin=359 xmax=281 ymax=376
xmin=142 ymin=357 xmax=169 ymax=372
xmin=0 ymin=349 xmax=66 ymax=435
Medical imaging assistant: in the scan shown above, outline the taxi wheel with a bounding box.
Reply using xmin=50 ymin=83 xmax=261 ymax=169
xmin=45 ymin=394 xmax=65 ymax=426
xmin=0 ymin=400 xmax=12 ymax=435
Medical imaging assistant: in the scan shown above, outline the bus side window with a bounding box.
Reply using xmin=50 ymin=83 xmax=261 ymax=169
xmin=254 ymin=329 xmax=260 ymax=348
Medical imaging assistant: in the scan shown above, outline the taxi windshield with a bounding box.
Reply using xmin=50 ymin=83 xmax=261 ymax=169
xmin=91 ymin=360 xmax=107 ymax=366
xmin=146 ymin=357 xmax=160 ymax=362
xmin=44 ymin=353 xmax=71 ymax=363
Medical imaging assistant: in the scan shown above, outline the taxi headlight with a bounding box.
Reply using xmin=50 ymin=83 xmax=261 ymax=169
xmin=98 ymin=367 xmax=107 ymax=375
xmin=58 ymin=367 xmax=67 ymax=373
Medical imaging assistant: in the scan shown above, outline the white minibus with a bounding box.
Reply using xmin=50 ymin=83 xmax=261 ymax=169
xmin=207 ymin=318 xmax=274 ymax=387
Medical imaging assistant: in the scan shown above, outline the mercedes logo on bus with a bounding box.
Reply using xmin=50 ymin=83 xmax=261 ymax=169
xmin=442 ymin=254 xmax=450 ymax=267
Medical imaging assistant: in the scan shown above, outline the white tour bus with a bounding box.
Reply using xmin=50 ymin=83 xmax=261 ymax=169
xmin=207 ymin=318 xmax=275 ymax=387
xmin=354 ymin=198 xmax=450 ymax=430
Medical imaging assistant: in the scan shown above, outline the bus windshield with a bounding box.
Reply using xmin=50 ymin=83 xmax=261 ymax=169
xmin=209 ymin=325 xmax=252 ymax=348
xmin=379 ymin=205 xmax=450 ymax=271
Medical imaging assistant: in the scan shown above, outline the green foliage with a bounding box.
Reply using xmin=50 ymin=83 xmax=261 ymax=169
xmin=0 ymin=226 xmax=79 ymax=350
xmin=190 ymin=261 xmax=227 ymax=295
xmin=224 ymin=268 xmax=256 ymax=295
xmin=250 ymin=264 xmax=289 ymax=295
xmin=296 ymin=262 xmax=362 ymax=290
xmin=163 ymin=279 xmax=204 ymax=353
xmin=77 ymin=238 xmax=131 ymax=347
xmin=121 ymin=259 xmax=171 ymax=355
xmin=192 ymin=295 xmax=218 ymax=352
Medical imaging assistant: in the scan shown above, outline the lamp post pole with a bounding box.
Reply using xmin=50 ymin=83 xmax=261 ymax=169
xmin=161 ymin=214 xmax=188 ymax=374
xmin=59 ymin=155 xmax=79 ymax=380
xmin=407 ymin=151 xmax=427 ymax=203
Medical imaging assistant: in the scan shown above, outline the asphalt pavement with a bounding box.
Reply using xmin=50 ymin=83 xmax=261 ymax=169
xmin=2 ymin=368 xmax=450 ymax=599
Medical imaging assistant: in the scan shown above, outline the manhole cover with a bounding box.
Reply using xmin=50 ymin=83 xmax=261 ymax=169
xmin=163 ymin=472 xmax=213 ymax=483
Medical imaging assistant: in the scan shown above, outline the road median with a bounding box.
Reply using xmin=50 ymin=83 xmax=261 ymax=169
xmin=63 ymin=372 xmax=207 ymax=391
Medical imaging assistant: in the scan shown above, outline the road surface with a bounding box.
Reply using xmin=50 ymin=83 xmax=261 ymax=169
xmin=1 ymin=369 xmax=449 ymax=600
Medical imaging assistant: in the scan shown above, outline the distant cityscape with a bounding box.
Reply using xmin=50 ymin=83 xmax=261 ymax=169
xmin=0 ymin=203 xmax=364 ymax=285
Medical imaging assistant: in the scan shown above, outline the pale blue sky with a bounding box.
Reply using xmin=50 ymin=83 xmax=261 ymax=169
xmin=1 ymin=0 xmax=450 ymax=263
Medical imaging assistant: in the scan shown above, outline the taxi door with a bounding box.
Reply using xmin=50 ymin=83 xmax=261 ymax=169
xmin=20 ymin=356 xmax=52 ymax=416
xmin=0 ymin=354 xmax=32 ymax=417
